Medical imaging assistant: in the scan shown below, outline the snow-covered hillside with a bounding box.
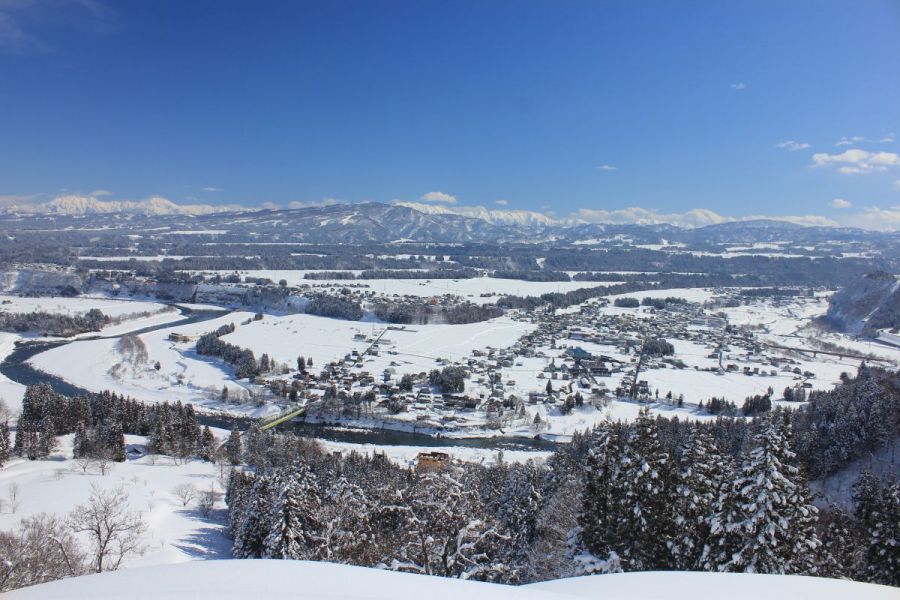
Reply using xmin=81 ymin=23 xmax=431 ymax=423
xmin=4 ymin=560 xmax=896 ymax=600
xmin=825 ymin=272 xmax=900 ymax=334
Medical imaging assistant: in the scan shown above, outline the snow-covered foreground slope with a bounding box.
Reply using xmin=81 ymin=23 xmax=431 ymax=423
xmin=532 ymin=570 xmax=897 ymax=599
xmin=4 ymin=560 xmax=895 ymax=600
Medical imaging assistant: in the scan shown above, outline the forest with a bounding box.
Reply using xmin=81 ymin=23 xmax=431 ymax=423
xmin=223 ymin=364 xmax=899 ymax=586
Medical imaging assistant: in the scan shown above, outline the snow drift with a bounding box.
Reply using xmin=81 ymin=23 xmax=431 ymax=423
xmin=4 ymin=560 xmax=896 ymax=600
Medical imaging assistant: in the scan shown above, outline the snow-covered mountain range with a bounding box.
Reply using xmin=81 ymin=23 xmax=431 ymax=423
xmin=2 ymin=195 xmax=244 ymax=217
xmin=0 ymin=198 xmax=891 ymax=247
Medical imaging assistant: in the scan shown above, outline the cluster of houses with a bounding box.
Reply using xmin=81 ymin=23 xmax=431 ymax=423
xmin=248 ymin=288 xmax=822 ymax=431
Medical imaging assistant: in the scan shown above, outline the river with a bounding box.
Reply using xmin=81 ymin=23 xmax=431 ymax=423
xmin=0 ymin=304 xmax=557 ymax=452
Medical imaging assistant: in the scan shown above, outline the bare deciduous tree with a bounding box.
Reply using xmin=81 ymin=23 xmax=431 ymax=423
xmin=67 ymin=484 xmax=146 ymax=573
xmin=7 ymin=483 xmax=20 ymax=513
xmin=74 ymin=456 xmax=96 ymax=474
xmin=172 ymin=483 xmax=196 ymax=507
xmin=0 ymin=513 xmax=86 ymax=592
xmin=197 ymin=485 xmax=219 ymax=518
xmin=96 ymin=456 xmax=114 ymax=476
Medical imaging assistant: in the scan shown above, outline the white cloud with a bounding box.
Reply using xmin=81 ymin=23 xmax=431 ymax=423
xmin=420 ymin=191 xmax=457 ymax=204
xmin=830 ymin=198 xmax=852 ymax=209
xmin=494 ymin=199 xmax=508 ymax=206
xmin=0 ymin=10 xmax=48 ymax=55
xmin=811 ymin=149 xmax=900 ymax=174
xmin=0 ymin=193 xmax=41 ymax=208
xmin=837 ymin=207 xmax=900 ymax=231
xmin=730 ymin=82 xmax=746 ymax=90
xmin=836 ymin=135 xmax=865 ymax=147
xmin=202 ymin=186 xmax=223 ymax=192
xmin=0 ymin=1 xmax=117 ymax=56
xmin=89 ymin=189 xmax=113 ymax=197
xmin=835 ymin=133 xmax=895 ymax=146
xmin=259 ymin=202 xmax=279 ymax=210
xmin=894 ymin=179 xmax=900 ymax=191
xmin=776 ymin=140 xmax=810 ymax=151
xmin=596 ymin=165 xmax=618 ymax=171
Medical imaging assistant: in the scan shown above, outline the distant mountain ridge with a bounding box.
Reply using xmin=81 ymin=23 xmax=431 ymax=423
xmin=0 ymin=198 xmax=889 ymax=246
xmin=2 ymin=195 xmax=245 ymax=217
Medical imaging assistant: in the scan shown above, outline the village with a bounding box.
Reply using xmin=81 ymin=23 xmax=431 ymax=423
xmin=222 ymin=286 xmax=872 ymax=438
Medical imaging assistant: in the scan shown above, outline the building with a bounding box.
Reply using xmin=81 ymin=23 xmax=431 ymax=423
xmin=416 ymin=451 xmax=450 ymax=472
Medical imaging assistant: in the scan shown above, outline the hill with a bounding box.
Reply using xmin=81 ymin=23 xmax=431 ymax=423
xmin=4 ymin=560 xmax=896 ymax=600
xmin=825 ymin=272 xmax=900 ymax=334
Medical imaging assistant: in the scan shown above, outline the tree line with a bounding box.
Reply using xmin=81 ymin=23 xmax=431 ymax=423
xmin=8 ymin=384 xmax=215 ymax=463
xmin=223 ymin=400 xmax=898 ymax=586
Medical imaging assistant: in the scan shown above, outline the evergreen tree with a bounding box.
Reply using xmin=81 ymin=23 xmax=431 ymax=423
xmin=233 ymin=470 xmax=274 ymax=558
xmin=852 ymin=472 xmax=900 ymax=586
xmin=701 ymin=414 xmax=819 ymax=574
xmin=616 ymin=408 xmax=674 ymax=570
xmin=199 ymin=426 xmax=217 ymax=462
xmin=494 ymin=461 xmax=544 ymax=582
xmin=263 ymin=465 xmax=323 ymax=559
xmin=578 ymin=421 xmax=625 ymax=564
xmin=225 ymin=427 xmax=242 ymax=466
xmin=668 ymin=425 xmax=731 ymax=570
xmin=817 ymin=508 xmax=862 ymax=580
xmin=0 ymin=420 xmax=10 ymax=467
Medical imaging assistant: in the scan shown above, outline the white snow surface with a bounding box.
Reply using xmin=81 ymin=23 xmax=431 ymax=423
xmin=29 ymin=311 xmax=260 ymax=413
xmin=0 ymin=434 xmax=230 ymax=570
xmin=0 ymin=294 xmax=166 ymax=319
xmin=222 ymin=313 xmax=535 ymax=376
xmin=0 ymin=332 xmax=26 ymax=409
xmin=4 ymin=560 xmax=895 ymax=600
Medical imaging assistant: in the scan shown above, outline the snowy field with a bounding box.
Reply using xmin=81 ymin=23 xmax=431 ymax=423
xmin=222 ymin=313 xmax=535 ymax=376
xmin=5 ymin=559 xmax=896 ymax=600
xmin=0 ymin=434 xmax=229 ymax=570
xmin=194 ymin=271 xmax=621 ymax=304
xmin=28 ymin=311 xmax=265 ymax=416
xmin=0 ymin=294 xmax=168 ymax=319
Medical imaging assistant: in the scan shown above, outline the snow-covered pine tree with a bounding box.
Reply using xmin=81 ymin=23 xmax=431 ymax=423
xmin=852 ymin=472 xmax=900 ymax=586
xmin=225 ymin=426 xmax=242 ymax=465
xmin=668 ymin=424 xmax=732 ymax=570
xmin=616 ymin=408 xmax=674 ymax=570
xmin=319 ymin=476 xmax=376 ymax=565
xmin=0 ymin=420 xmax=10 ymax=467
xmin=701 ymin=413 xmax=819 ymax=574
xmin=816 ymin=507 xmax=863 ymax=579
xmin=232 ymin=470 xmax=274 ymax=558
xmin=36 ymin=414 xmax=56 ymax=459
xmin=389 ymin=469 xmax=508 ymax=581
xmin=263 ymin=464 xmax=323 ymax=560
xmin=199 ymin=426 xmax=217 ymax=462
xmin=493 ymin=461 xmax=545 ymax=582
xmin=771 ymin=411 xmax=820 ymax=575
xmin=578 ymin=420 xmax=626 ymax=566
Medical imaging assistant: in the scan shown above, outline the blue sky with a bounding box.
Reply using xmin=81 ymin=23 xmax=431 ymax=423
xmin=1 ymin=0 xmax=899 ymax=227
